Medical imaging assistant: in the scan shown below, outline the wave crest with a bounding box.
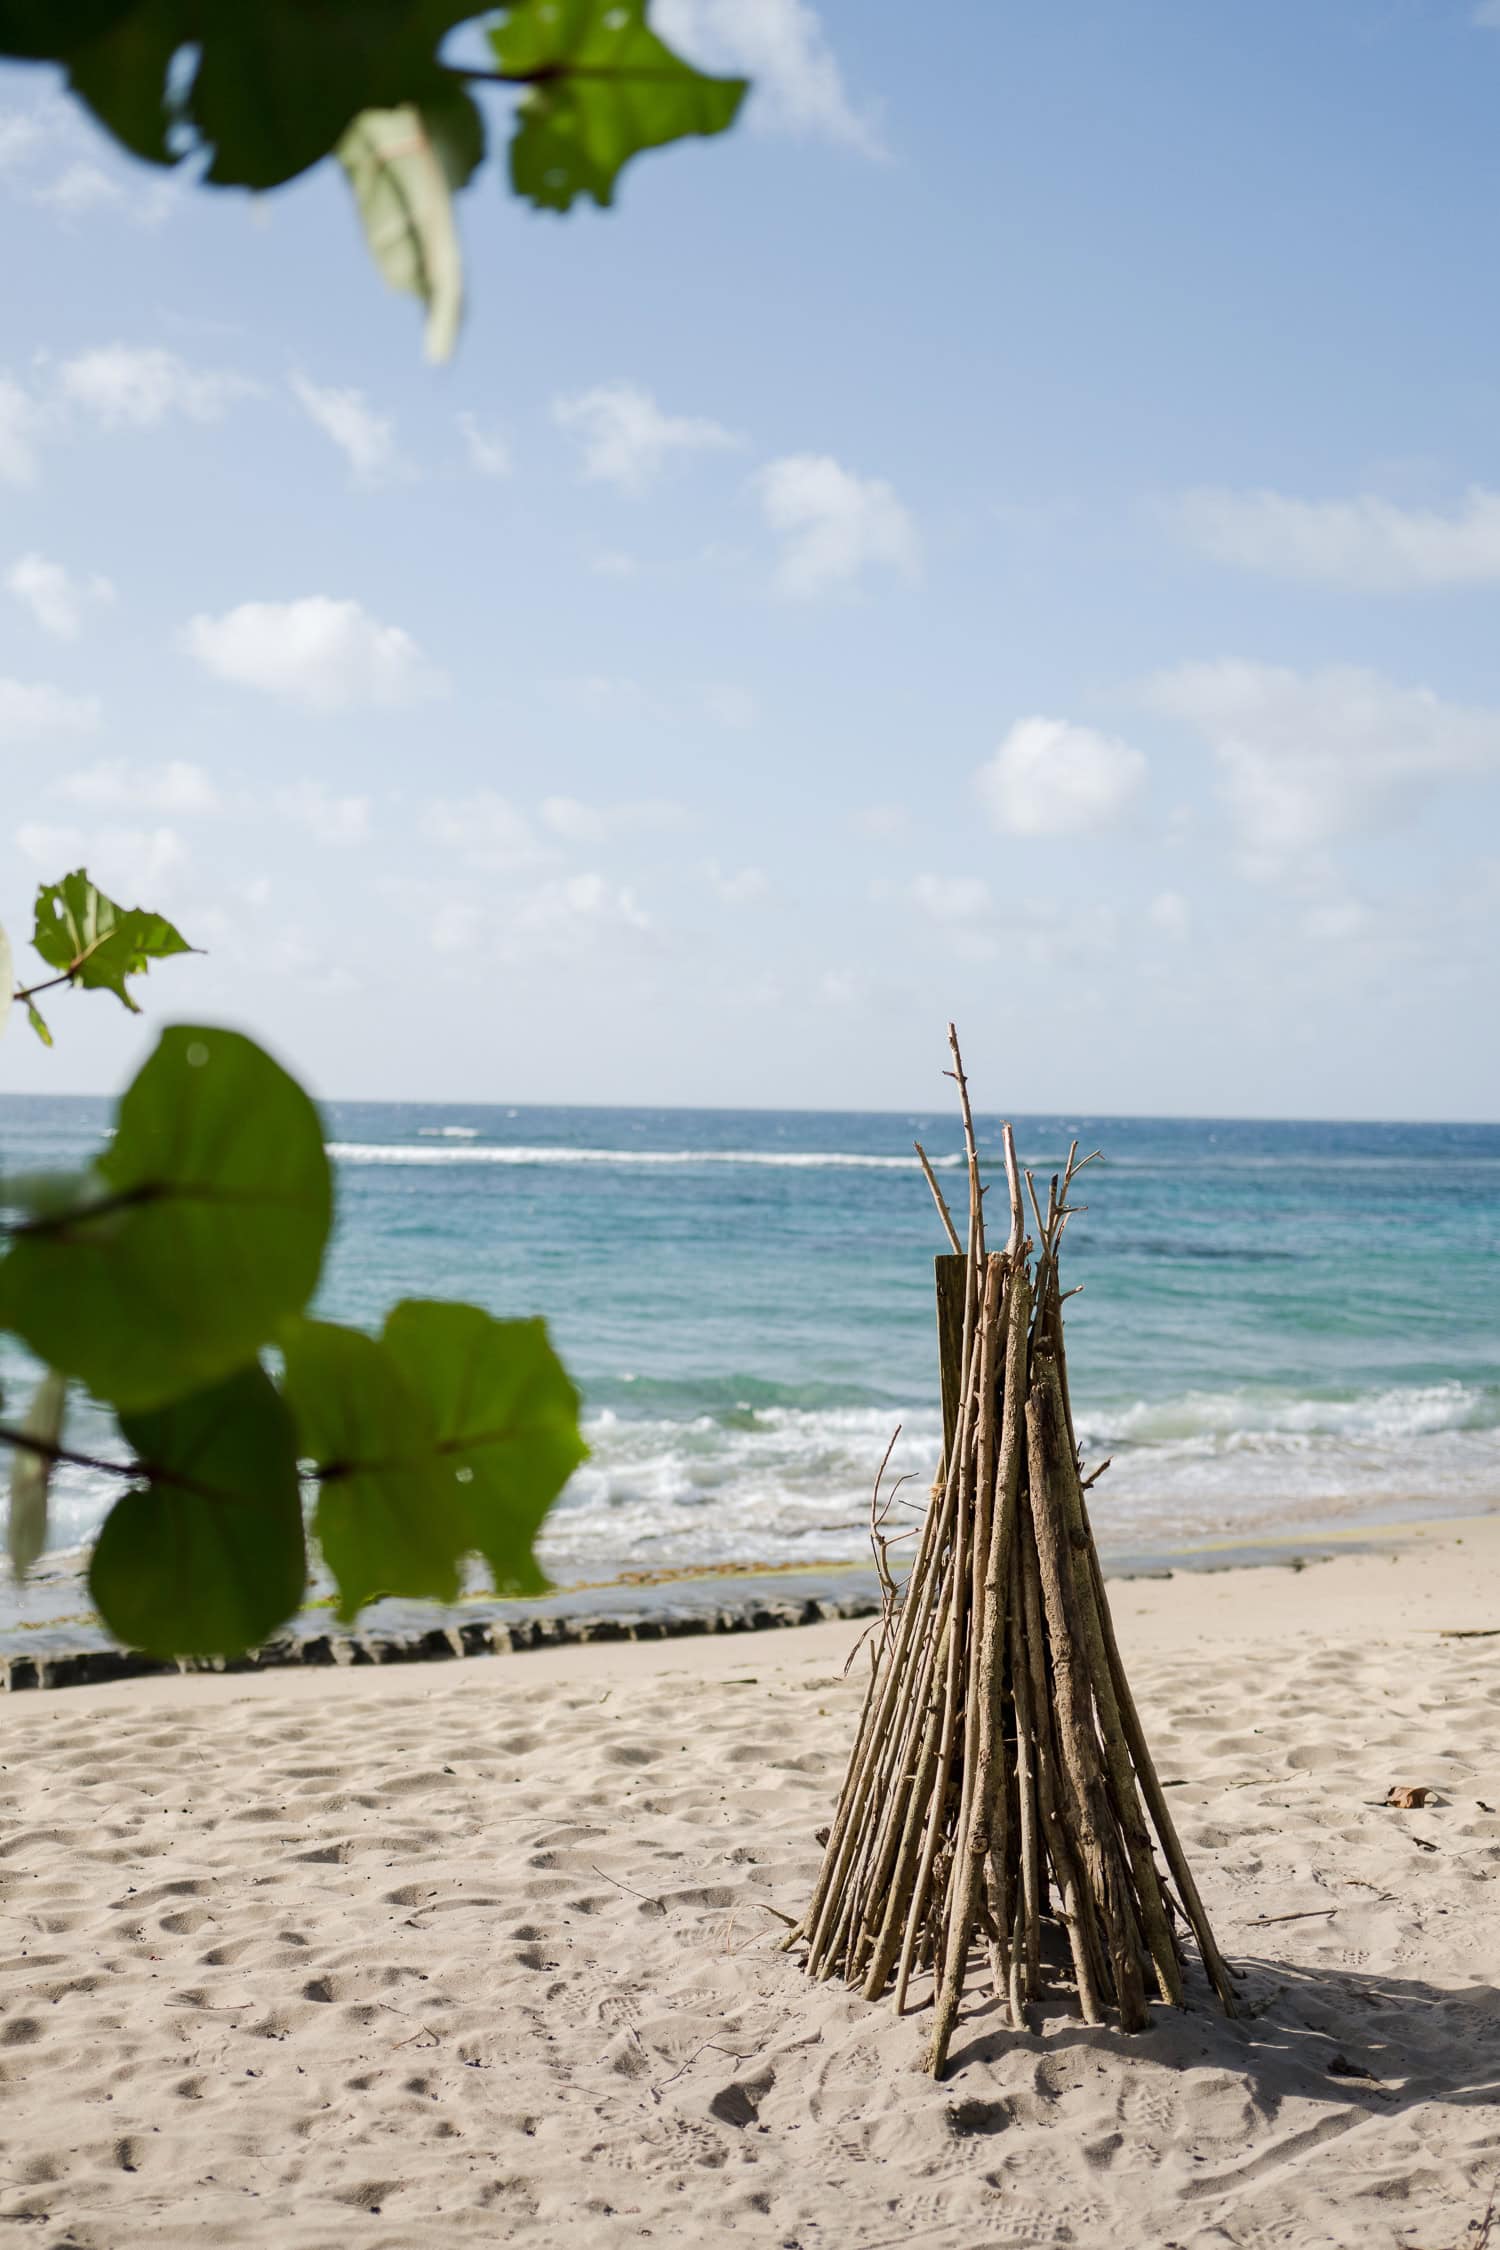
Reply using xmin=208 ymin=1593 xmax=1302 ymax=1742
xmin=327 ymin=1142 xmax=962 ymax=1171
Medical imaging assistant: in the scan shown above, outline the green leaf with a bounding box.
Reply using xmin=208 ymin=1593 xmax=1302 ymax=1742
xmin=89 ymin=1365 xmax=306 ymax=1658
xmin=0 ymin=1026 xmax=332 ymax=1412
xmin=0 ymin=1 xmax=479 ymax=190
xmin=382 ymin=1300 xmax=583 ymax=1597
xmin=281 ymin=1317 xmax=469 ymax=1621
xmin=24 ymin=1001 xmax=52 ymax=1048
xmin=338 ymin=86 xmax=484 ymax=363
xmin=7 ymin=1371 xmax=67 ymax=1582
xmin=189 ymin=0 xmax=480 ymax=190
xmin=65 ymin=0 xmax=188 ymax=167
xmin=0 ymin=0 xmax=137 ymax=59
xmin=31 ymin=868 xmax=195 ymax=1015
xmin=0 ymin=1171 xmax=89 ymax=1221
xmin=0 ymin=919 xmax=11 ymax=1043
xmin=492 ymin=0 xmax=747 ymax=213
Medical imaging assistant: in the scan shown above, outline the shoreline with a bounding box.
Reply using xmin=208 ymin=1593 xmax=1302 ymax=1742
xmin=5 ymin=1504 xmax=1494 ymax=1696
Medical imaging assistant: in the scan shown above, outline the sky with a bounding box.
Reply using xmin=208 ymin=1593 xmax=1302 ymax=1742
xmin=2 ymin=0 xmax=1499 ymax=1119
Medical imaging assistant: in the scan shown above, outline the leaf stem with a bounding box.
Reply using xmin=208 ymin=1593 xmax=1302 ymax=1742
xmin=0 ymin=1425 xmax=237 ymax=1505
xmin=0 ymin=1426 xmax=135 ymax=1484
xmin=10 ymin=971 xmax=75 ymax=1007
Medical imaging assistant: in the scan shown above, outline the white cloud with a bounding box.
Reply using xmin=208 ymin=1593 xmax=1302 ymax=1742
xmin=1175 ymin=484 xmax=1500 ymax=591
xmin=547 ymin=674 xmax=660 ymax=723
xmin=817 ymin=968 xmax=865 ymax=1009
xmin=1147 ymin=889 xmax=1191 ymax=941
xmin=976 ymin=716 xmax=1147 ymax=837
xmin=33 ymin=162 xmax=124 ymax=218
xmin=653 ymin=0 xmax=882 ymax=154
xmin=58 ymin=344 xmax=256 ymax=428
xmin=1302 ymin=896 xmax=1371 ymax=944
xmin=755 ymin=454 xmax=919 ymax=598
xmin=184 ymin=597 xmax=444 ymax=711
xmin=705 ymin=859 xmax=768 ymax=905
xmin=427 ymin=872 xmax=650 ymax=961
xmin=852 ymin=802 xmax=910 ymax=840
xmin=17 ymin=821 xmax=185 ymax=896
xmin=5 ymin=553 xmax=115 ymax=639
xmin=540 ymin=796 xmax=687 ymax=844
xmin=457 ymin=411 xmax=510 ymax=478
xmin=1146 ymin=660 xmax=1500 ymax=858
xmin=514 ymin=874 xmax=649 ymax=949
xmin=272 ymin=780 xmax=371 ymax=847
xmin=910 ymin=872 xmax=992 ymax=924
xmin=0 ymin=111 xmax=47 ymax=173
xmin=33 ymin=164 xmax=174 ymax=229
xmin=429 ymin=900 xmax=484 ymax=955
xmin=552 ymin=382 xmax=742 ymax=495
xmin=700 ymin=683 xmax=755 ymax=730
xmin=588 ymin=548 xmax=641 ymax=579
xmin=291 ymin=375 xmax=398 ymax=485
xmin=422 ymin=792 xmax=542 ymax=870
xmin=56 ymin=759 xmax=219 ymax=815
xmin=0 ymin=678 xmax=100 ymax=742
xmin=0 ymin=373 xmax=42 ymax=485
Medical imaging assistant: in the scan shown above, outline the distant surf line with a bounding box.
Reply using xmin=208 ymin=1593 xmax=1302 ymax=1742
xmin=326 ymin=1143 xmax=965 ymax=1171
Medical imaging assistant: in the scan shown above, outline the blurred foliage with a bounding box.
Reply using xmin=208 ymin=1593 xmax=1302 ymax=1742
xmin=0 ymin=0 xmax=748 ymax=355
xmin=0 ymin=872 xmax=586 ymax=1659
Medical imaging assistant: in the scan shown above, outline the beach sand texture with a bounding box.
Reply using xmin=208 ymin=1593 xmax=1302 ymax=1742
xmin=0 ymin=1518 xmax=1496 ymax=2249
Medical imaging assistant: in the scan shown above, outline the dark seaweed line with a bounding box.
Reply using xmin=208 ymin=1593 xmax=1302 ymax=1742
xmin=0 ymin=1591 xmax=884 ymax=1694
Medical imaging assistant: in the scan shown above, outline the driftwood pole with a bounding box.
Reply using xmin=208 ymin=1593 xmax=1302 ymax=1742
xmin=788 ymin=1026 xmax=1235 ymax=2075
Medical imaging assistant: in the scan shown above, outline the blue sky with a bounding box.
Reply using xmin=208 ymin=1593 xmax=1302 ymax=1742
xmin=2 ymin=0 xmax=1498 ymax=1117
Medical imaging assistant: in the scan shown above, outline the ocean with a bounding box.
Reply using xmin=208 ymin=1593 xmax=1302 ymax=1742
xmin=2 ymin=1095 xmax=1497 ymax=1639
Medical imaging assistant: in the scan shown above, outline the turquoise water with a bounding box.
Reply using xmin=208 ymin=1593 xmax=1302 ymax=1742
xmin=2 ymin=1096 xmax=1498 ymax=1594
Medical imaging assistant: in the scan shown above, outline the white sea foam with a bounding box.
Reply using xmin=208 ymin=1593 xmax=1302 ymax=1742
xmin=1089 ymin=1379 xmax=1494 ymax=1447
xmin=327 ymin=1142 xmax=962 ymax=1171
xmin=529 ymin=1386 xmax=1500 ymax=1579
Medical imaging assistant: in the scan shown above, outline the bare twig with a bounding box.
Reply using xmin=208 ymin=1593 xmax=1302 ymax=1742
xmin=914 ymin=1143 xmax=963 ymax=1254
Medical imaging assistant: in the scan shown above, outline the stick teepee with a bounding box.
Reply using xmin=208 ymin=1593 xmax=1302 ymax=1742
xmin=786 ymin=1027 xmax=1236 ymax=2077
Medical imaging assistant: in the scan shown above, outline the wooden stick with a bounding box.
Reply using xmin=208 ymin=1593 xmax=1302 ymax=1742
xmin=1017 ymin=1485 xmax=1105 ymax=2024
xmin=933 ymin=1254 xmax=969 ymax=1466
xmin=931 ymin=1269 xmax=1025 ymax=2070
xmin=915 ymin=1142 xmax=963 ymax=1254
xmin=1085 ymin=1537 xmax=1237 ymax=2015
xmin=1025 ymin=1381 xmax=1149 ymax=2031
xmin=800 ymin=1471 xmax=948 ymax=1967
xmin=927 ymin=1254 xmax=1008 ymax=2073
xmin=1036 ymin=1352 xmax=1183 ymax=2007
xmin=1007 ymin=1537 xmax=1042 ymax=2009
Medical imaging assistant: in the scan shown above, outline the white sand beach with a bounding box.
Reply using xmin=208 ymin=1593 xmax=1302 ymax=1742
xmin=0 ymin=1515 xmax=1496 ymax=2250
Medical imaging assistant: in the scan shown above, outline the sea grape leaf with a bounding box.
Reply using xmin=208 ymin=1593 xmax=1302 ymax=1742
xmin=31 ymin=869 xmax=194 ymax=1015
xmin=188 ymin=0 xmax=481 ymax=189
xmin=382 ymin=1299 xmax=585 ymax=1595
xmin=280 ymin=1317 xmax=469 ymax=1621
xmin=0 ymin=920 xmax=11 ymax=1042
xmin=64 ymin=0 xmax=188 ymax=167
xmin=338 ymin=86 xmax=484 ymax=362
xmin=0 ymin=1171 xmax=90 ymax=1220
xmin=24 ymin=1002 xmax=51 ymax=1047
xmin=0 ymin=1026 xmax=332 ymax=1412
xmin=7 ymin=1371 xmax=67 ymax=1582
xmin=0 ymin=0 xmax=138 ymax=58
xmin=0 ymin=0 xmax=480 ymax=188
xmin=89 ymin=1365 xmax=306 ymax=1657
xmin=491 ymin=0 xmax=747 ymax=212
